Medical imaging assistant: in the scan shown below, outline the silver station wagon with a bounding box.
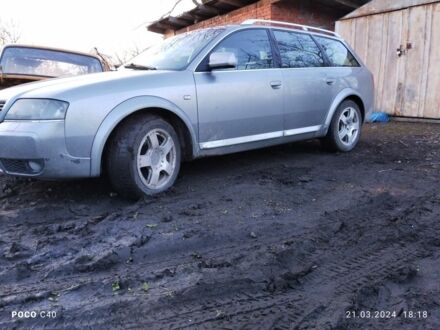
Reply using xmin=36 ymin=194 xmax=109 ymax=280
xmin=0 ymin=20 xmax=374 ymax=198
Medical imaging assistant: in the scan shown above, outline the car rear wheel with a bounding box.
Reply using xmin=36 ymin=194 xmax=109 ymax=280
xmin=107 ymin=114 xmax=181 ymax=199
xmin=323 ymin=100 xmax=362 ymax=152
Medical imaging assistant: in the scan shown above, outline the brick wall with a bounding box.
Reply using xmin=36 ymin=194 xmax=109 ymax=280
xmin=166 ymin=0 xmax=342 ymax=36
xmin=271 ymin=1 xmax=343 ymax=30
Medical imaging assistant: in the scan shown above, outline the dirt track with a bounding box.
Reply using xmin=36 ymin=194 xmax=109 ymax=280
xmin=1 ymin=121 xmax=440 ymax=329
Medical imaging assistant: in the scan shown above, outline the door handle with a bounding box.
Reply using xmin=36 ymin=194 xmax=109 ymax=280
xmin=270 ymin=81 xmax=282 ymax=89
xmin=326 ymin=78 xmax=336 ymax=85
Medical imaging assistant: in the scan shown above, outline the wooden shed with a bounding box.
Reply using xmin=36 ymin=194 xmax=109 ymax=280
xmin=336 ymin=0 xmax=440 ymax=119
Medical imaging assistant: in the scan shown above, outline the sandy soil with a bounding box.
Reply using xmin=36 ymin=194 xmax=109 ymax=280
xmin=0 ymin=121 xmax=439 ymax=329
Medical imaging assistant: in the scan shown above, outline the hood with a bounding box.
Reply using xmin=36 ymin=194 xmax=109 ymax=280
xmin=0 ymin=69 xmax=171 ymax=103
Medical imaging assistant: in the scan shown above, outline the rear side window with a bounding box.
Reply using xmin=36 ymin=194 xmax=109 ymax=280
xmin=211 ymin=29 xmax=273 ymax=70
xmin=315 ymin=37 xmax=360 ymax=67
xmin=273 ymin=30 xmax=324 ymax=68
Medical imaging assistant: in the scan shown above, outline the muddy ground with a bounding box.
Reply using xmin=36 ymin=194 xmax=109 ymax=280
xmin=0 ymin=121 xmax=439 ymax=330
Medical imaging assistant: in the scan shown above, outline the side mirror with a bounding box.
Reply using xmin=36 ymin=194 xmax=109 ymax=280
xmin=208 ymin=51 xmax=237 ymax=70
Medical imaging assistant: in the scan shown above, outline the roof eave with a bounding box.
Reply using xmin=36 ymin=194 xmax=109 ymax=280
xmin=147 ymin=0 xmax=262 ymax=34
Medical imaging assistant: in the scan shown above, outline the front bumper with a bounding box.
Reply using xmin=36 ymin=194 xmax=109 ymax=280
xmin=0 ymin=120 xmax=91 ymax=178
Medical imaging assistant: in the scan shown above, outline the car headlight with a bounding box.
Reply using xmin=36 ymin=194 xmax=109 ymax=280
xmin=5 ymin=99 xmax=69 ymax=120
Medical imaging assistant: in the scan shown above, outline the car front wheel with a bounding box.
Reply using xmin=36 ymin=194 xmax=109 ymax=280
xmin=107 ymin=114 xmax=181 ymax=199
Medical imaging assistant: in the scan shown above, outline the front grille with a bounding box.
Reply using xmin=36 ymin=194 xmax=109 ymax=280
xmin=0 ymin=159 xmax=44 ymax=175
xmin=0 ymin=100 xmax=5 ymax=112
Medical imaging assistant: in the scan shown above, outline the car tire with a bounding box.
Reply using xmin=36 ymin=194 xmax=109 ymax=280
xmin=323 ymin=100 xmax=362 ymax=152
xmin=106 ymin=114 xmax=181 ymax=199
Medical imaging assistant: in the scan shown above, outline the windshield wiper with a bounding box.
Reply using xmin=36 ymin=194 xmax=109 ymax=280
xmin=124 ymin=63 xmax=157 ymax=70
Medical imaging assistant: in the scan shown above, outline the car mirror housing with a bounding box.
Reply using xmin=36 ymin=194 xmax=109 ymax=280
xmin=208 ymin=52 xmax=237 ymax=70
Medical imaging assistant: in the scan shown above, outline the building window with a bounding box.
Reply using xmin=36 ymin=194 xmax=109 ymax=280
xmin=315 ymin=36 xmax=360 ymax=67
xmin=273 ymin=30 xmax=324 ymax=68
xmin=212 ymin=29 xmax=273 ymax=70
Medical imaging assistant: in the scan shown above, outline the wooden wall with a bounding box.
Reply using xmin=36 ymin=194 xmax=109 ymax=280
xmin=336 ymin=2 xmax=440 ymax=119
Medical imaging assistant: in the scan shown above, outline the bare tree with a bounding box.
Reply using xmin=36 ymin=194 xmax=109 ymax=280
xmin=159 ymin=0 xmax=202 ymax=20
xmin=0 ymin=19 xmax=21 ymax=46
xmin=118 ymin=0 xmax=204 ymax=67
xmin=134 ymin=0 xmax=203 ymax=30
xmin=113 ymin=44 xmax=144 ymax=67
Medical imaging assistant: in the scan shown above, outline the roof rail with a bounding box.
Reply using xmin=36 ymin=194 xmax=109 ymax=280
xmin=241 ymin=19 xmax=341 ymax=38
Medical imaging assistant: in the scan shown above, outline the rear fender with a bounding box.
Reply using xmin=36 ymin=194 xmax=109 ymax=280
xmin=321 ymin=88 xmax=364 ymax=136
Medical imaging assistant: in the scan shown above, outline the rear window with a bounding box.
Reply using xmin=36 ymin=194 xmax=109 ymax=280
xmin=0 ymin=47 xmax=103 ymax=77
xmin=314 ymin=37 xmax=360 ymax=67
xmin=273 ymin=30 xmax=324 ymax=68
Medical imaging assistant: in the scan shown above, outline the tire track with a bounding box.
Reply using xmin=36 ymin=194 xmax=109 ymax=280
xmin=37 ymin=193 xmax=439 ymax=329
xmin=55 ymin=242 xmax=425 ymax=330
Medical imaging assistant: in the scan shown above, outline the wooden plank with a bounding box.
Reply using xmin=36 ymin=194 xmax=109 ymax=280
xmin=350 ymin=19 xmax=357 ymax=46
xmin=418 ymin=4 xmax=433 ymax=117
xmin=424 ymin=3 xmax=440 ymax=118
xmin=376 ymin=13 xmax=389 ymax=113
xmin=380 ymin=11 xmax=405 ymax=115
xmin=365 ymin=14 xmax=384 ymax=112
xmin=395 ymin=9 xmax=410 ymax=116
xmin=354 ymin=16 xmax=369 ymax=61
xmin=402 ymin=5 xmax=428 ymax=117
xmin=335 ymin=20 xmax=354 ymax=46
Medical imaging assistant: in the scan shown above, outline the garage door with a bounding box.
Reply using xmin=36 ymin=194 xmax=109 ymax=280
xmin=336 ymin=3 xmax=440 ymax=119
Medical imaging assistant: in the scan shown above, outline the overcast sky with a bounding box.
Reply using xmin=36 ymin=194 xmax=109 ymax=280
xmin=0 ymin=0 xmax=196 ymax=59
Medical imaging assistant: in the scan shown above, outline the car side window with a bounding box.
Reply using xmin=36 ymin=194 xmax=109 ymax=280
xmin=211 ymin=29 xmax=273 ymax=70
xmin=273 ymin=30 xmax=324 ymax=68
xmin=315 ymin=36 xmax=360 ymax=67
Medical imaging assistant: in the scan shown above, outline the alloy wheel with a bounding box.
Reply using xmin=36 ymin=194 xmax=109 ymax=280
xmin=137 ymin=128 xmax=177 ymax=190
xmin=338 ymin=107 xmax=360 ymax=147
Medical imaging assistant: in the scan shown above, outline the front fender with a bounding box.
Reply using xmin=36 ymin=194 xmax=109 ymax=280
xmin=90 ymin=95 xmax=198 ymax=177
xmin=321 ymin=88 xmax=364 ymax=135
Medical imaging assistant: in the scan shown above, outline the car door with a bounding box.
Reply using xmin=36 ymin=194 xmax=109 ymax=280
xmin=272 ymin=29 xmax=334 ymax=134
xmin=194 ymin=29 xmax=284 ymax=149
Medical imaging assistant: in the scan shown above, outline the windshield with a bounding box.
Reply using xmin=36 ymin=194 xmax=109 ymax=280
xmin=0 ymin=47 xmax=103 ymax=77
xmin=126 ymin=28 xmax=225 ymax=71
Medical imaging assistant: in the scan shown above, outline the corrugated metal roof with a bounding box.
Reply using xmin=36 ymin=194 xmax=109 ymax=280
xmin=341 ymin=0 xmax=440 ymax=20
